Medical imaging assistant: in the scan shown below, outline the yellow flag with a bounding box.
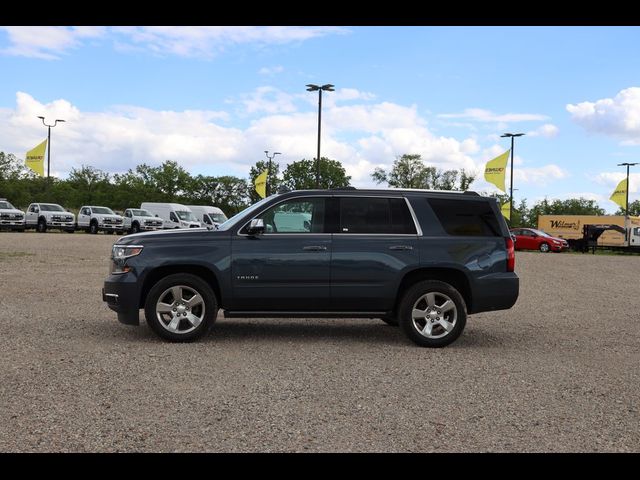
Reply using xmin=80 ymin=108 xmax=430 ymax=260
xmin=255 ymin=169 xmax=268 ymax=199
xmin=501 ymin=201 xmax=511 ymax=221
xmin=484 ymin=150 xmax=510 ymax=192
xmin=25 ymin=139 xmax=47 ymax=177
xmin=609 ymin=178 xmax=627 ymax=209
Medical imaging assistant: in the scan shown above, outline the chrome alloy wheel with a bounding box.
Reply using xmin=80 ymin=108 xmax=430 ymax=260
xmin=411 ymin=292 xmax=457 ymax=339
xmin=155 ymin=285 xmax=205 ymax=334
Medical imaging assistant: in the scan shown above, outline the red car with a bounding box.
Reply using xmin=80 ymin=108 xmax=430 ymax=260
xmin=510 ymin=228 xmax=569 ymax=253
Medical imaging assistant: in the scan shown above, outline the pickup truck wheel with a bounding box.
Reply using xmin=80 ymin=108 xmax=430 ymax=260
xmin=398 ymin=280 xmax=466 ymax=348
xmin=539 ymin=242 xmax=550 ymax=253
xmin=131 ymin=223 xmax=140 ymax=234
xmin=37 ymin=219 xmax=47 ymax=233
xmin=144 ymin=273 xmax=218 ymax=342
xmin=380 ymin=315 xmax=398 ymax=326
xmin=89 ymin=222 xmax=99 ymax=234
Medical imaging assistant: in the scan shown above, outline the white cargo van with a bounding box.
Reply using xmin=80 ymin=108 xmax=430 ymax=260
xmin=186 ymin=205 xmax=227 ymax=228
xmin=140 ymin=202 xmax=201 ymax=229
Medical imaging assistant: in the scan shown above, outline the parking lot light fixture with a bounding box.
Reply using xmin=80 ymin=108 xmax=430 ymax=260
xmin=306 ymin=83 xmax=335 ymax=188
xmin=37 ymin=116 xmax=66 ymax=179
xmin=617 ymin=162 xmax=639 ymax=217
xmin=501 ymin=132 xmax=525 ymax=225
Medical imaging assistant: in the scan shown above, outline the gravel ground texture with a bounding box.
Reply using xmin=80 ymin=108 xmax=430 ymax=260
xmin=0 ymin=231 xmax=639 ymax=452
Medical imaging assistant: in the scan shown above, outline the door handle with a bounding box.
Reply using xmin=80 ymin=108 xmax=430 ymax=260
xmin=303 ymin=245 xmax=327 ymax=251
xmin=389 ymin=245 xmax=413 ymax=251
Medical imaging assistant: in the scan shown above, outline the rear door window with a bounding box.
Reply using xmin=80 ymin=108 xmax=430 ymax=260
xmin=339 ymin=197 xmax=416 ymax=234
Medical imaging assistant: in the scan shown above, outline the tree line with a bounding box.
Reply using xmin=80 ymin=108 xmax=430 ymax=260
xmin=1 ymin=151 xmax=636 ymax=224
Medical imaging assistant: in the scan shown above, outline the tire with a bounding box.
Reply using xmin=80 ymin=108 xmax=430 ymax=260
xmin=131 ymin=223 xmax=140 ymax=234
xmin=539 ymin=242 xmax=550 ymax=253
xmin=37 ymin=219 xmax=47 ymax=233
xmin=380 ymin=315 xmax=398 ymax=326
xmin=116 ymin=230 xmax=124 ymax=235
xmin=398 ymin=280 xmax=467 ymax=348
xmin=89 ymin=222 xmax=99 ymax=234
xmin=144 ymin=273 xmax=218 ymax=342
xmin=106 ymin=230 xmax=114 ymax=235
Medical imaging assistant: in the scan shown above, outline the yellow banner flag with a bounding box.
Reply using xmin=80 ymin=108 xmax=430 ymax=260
xmin=25 ymin=139 xmax=47 ymax=177
xmin=484 ymin=150 xmax=510 ymax=193
xmin=609 ymin=178 xmax=627 ymax=209
xmin=255 ymin=169 xmax=268 ymax=199
xmin=501 ymin=201 xmax=511 ymax=221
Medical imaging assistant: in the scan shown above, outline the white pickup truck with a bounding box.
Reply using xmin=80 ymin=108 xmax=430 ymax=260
xmin=122 ymin=208 xmax=164 ymax=234
xmin=25 ymin=203 xmax=76 ymax=233
xmin=0 ymin=198 xmax=25 ymax=232
xmin=77 ymin=206 xmax=125 ymax=234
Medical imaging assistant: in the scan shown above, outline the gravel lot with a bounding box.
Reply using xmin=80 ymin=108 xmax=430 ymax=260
xmin=0 ymin=231 xmax=639 ymax=452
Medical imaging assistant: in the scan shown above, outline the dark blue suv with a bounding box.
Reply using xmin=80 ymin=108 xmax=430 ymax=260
xmin=103 ymin=189 xmax=518 ymax=347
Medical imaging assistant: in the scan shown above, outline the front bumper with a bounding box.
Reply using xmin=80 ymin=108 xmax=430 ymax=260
xmin=99 ymin=224 xmax=124 ymax=230
xmin=0 ymin=220 xmax=24 ymax=228
xmin=103 ymin=274 xmax=141 ymax=325
xmin=551 ymin=244 xmax=569 ymax=252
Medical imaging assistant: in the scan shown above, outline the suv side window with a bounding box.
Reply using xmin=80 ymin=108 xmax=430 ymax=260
xmin=253 ymin=198 xmax=325 ymax=233
xmin=339 ymin=197 xmax=416 ymax=234
xmin=428 ymin=198 xmax=501 ymax=237
xmin=82 ymin=208 xmax=90 ymax=215
xmin=170 ymin=212 xmax=178 ymax=223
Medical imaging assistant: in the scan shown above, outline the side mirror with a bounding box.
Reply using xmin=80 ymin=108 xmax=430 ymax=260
xmin=247 ymin=218 xmax=265 ymax=236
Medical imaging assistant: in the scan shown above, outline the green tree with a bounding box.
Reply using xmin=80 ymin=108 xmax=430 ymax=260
xmin=66 ymin=165 xmax=112 ymax=206
xmin=209 ymin=176 xmax=250 ymax=215
xmin=486 ymin=193 xmax=529 ymax=227
xmin=249 ymin=160 xmax=281 ymax=202
xmin=281 ymin=157 xmax=351 ymax=190
xmin=615 ymin=200 xmax=640 ymax=216
xmin=372 ymin=154 xmax=475 ymax=190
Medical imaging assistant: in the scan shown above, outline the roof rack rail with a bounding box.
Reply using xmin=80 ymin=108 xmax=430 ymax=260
xmin=331 ymin=186 xmax=357 ymax=190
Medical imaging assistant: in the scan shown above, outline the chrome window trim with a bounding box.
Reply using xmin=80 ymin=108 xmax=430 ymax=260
xmin=236 ymin=193 xmax=423 ymax=237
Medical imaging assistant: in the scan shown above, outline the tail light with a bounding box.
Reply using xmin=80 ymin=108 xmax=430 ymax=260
xmin=505 ymin=237 xmax=515 ymax=272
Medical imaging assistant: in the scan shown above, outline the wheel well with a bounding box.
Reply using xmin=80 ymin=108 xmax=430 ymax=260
xmin=395 ymin=268 xmax=472 ymax=313
xmin=140 ymin=265 xmax=222 ymax=309
xmin=90 ymin=218 xmax=98 ymax=224
xmin=38 ymin=216 xmax=46 ymax=223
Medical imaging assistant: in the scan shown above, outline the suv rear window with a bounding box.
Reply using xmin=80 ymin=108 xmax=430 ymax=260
xmin=428 ymin=198 xmax=501 ymax=237
xmin=340 ymin=197 xmax=417 ymax=234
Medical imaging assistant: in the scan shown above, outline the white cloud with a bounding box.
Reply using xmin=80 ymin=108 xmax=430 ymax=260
xmin=594 ymin=172 xmax=639 ymax=193
xmin=0 ymin=26 xmax=106 ymax=59
xmin=567 ymin=87 xmax=640 ymax=144
xmin=438 ymin=108 xmax=549 ymax=123
xmin=1 ymin=26 xmax=347 ymax=59
xmin=258 ymin=65 xmax=284 ymax=75
xmin=527 ymin=123 xmax=559 ymax=138
xmin=1 ymin=91 xmax=516 ymax=188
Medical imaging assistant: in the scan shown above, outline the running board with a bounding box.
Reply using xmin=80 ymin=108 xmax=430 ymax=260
xmin=223 ymin=311 xmax=388 ymax=319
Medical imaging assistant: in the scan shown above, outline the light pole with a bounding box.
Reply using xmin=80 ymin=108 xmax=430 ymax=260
xmin=617 ymin=162 xmax=638 ymax=217
xmin=501 ymin=132 xmax=525 ymax=225
xmin=264 ymin=150 xmax=281 ymax=197
xmin=306 ymin=83 xmax=335 ymax=188
xmin=37 ymin=116 xmax=65 ymax=179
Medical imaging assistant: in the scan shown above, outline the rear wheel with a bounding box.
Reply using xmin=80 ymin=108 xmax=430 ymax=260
xmin=131 ymin=223 xmax=140 ymax=234
xmin=89 ymin=222 xmax=99 ymax=234
xmin=37 ymin=219 xmax=47 ymax=233
xmin=144 ymin=273 xmax=218 ymax=342
xmin=398 ymin=280 xmax=467 ymax=348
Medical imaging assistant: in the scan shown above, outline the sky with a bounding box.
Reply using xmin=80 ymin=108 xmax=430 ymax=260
xmin=1 ymin=26 xmax=640 ymax=212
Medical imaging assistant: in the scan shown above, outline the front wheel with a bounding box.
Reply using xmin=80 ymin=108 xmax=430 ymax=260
xmin=89 ymin=222 xmax=99 ymax=234
xmin=144 ymin=273 xmax=218 ymax=342
xmin=398 ymin=280 xmax=467 ymax=348
xmin=539 ymin=242 xmax=550 ymax=253
xmin=37 ymin=219 xmax=47 ymax=233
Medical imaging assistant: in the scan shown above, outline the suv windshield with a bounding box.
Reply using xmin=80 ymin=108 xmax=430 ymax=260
xmin=40 ymin=204 xmax=65 ymax=212
xmin=92 ymin=207 xmax=115 ymax=215
xmin=176 ymin=211 xmax=198 ymax=222
xmin=132 ymin=209 xmax=154 ymax=217
xmin=0 ymin=201 xmax=15 ymax=209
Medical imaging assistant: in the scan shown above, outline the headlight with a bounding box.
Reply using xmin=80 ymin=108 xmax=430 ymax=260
xmin=110 ymin=245 xmax=143 ymax=274
xmin=112 ymin=245 xmax=143 ymax=260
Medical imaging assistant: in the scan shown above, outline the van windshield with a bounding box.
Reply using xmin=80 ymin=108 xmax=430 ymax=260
xmin=177 ymin=211 xmax=198 ymax=222
xmin=212 ymin=213 xmax=227 ymax=223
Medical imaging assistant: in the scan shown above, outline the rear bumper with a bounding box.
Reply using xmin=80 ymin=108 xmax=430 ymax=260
xmin=469 ymin=272 xmax=519 ymax=314
xmin=103 ymin=274 xmax=141 ymax=325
